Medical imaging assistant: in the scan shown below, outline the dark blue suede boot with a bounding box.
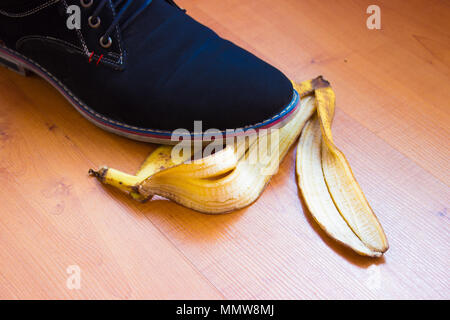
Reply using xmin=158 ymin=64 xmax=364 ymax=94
xmin=0 ymin=0 xmax=298 ymax=143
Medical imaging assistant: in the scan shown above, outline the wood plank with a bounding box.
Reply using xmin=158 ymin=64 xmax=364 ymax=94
xmin=0 ymin=0 xmax=448 ymax=299
xmin=182 ymin=0 xmax=449 ymax=183
xmin=137 ymin=108 xmax=449 ymax=299
xmin=0 ymin=71 xmax=223 ymax=299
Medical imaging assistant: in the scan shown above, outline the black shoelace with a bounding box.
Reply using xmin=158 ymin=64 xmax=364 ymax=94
xmin=81 ymin=0 xmax=153 ymax=48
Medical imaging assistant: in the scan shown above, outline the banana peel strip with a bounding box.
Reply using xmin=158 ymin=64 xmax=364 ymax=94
xmin=295 ymin=78 xmax=388 ymax=256
xmin=90 ymin=77 xmax=388 ymax=257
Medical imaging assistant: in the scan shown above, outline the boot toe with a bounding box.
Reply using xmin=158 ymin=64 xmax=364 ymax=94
xmin=153 ymin=38 xmax=295 ymax=132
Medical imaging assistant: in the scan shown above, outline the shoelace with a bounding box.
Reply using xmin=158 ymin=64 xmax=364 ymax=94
xmin=81 ymin=0 xmax=153 ymax=48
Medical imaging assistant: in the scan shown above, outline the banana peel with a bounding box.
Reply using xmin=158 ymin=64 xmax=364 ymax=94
xmin=296 ymin=78 xmax=388 ymax=256
xmin=90 ymin=76 xmax=388 ymax=257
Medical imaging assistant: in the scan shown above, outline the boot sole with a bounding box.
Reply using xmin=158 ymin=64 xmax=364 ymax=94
xmin=0 ymin=46 xmax=300 ymax=145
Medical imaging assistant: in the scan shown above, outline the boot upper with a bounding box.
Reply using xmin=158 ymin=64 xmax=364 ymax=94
xmin=0 ymin=0 xmax=294 ymax=133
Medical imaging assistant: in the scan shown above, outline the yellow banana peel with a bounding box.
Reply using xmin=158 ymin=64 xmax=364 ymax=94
xmin=90 ymin=76 xmax=388 ymax=257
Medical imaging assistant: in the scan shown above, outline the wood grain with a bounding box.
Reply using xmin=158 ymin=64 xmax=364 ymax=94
xmin=0 ymin=0 xmax=448 ymax=299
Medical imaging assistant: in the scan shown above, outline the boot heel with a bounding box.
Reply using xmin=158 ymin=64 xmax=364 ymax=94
xmin=0 ymin=49 xmax=30 ymax=76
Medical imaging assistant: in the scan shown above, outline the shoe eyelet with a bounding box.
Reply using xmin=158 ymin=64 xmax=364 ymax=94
xmin=80 ymin=0 xmax=93 ymax=8
xmin=99 ymin=35 xmax=112 ymax=48
xmin=88 ymin=16 xmax=101 ymax=28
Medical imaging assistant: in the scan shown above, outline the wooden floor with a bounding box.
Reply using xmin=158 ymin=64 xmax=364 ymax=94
xmin=0 ymin=0 xmax=448 ymax=299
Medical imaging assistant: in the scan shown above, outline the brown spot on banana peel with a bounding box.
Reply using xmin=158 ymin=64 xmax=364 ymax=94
xmin=295 ymin=76 xmax=331 ymax=98
xmin=311 ymin=75 xmax=331 ymax=90
xmin=131 ymin=185 xmax=152 ymax=203
xmin=88 ymin=167 xmax=108 ymax=182
xmin=131 ymin=185 xmax=140 ymax=194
